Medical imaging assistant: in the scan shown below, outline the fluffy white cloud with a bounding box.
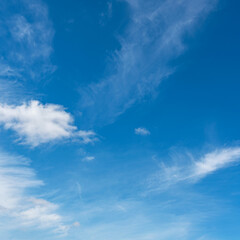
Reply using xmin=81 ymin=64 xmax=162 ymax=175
xmin=0 ymin=151 xmax=68 ymax=234
xmin=149 ymin=147 xmax=240 ymax=190
xmin=135 ymin=127 xmax=150 ymax=136
xmin=0 ymin=100 xmax=97 ymax=147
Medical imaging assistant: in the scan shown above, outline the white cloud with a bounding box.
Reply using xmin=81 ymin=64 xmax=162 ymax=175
xmin=80 ymin=0 xmax=217 ymax=125
xmin=0 ymin=150 xmax=68 ymax=235
xmin=193 ymin=147 xmax=240 ymax=178
xmin=149 ymin=147 xmax=240 ymax=190
xmin=0 ymin=100 xmax=97 ymax=147
xmin=82 ymin=156 xmax=95 ymax=162
xmin=77 ymin=130 xmax=98 ymax=144
xmin=0 ymin=152 xmax=43 ymax=210
xmin=135 ymin=127 xmax=150 ymax=136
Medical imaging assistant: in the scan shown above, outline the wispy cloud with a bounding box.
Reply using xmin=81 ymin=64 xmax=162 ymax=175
xmin=0 ymin=0 xmax=55 ymax=105
xmin=80 ymin=0 xmax=217 ymax=125
xmin=77 ymin=130 xmax=98 ymax=144
xmin=0 ymin=0 xmax=55 ymax=80
xmin=135 ymin=127 xmax=150 ymax=136
xmin=148 ymin=147 xmax=240 ymax=191
xmin=0 ymin=100 xmax=97 ymax=147
xmin=193 ymin=147 xmax=240 ymax=178
xmin=0 ymin=150 xmax=68 ymax=235
xmin=99 ymin=1 xmax=113 ymax=26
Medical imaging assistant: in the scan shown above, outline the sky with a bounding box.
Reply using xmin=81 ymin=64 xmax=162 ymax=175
xmin=0 ymin=0 xmax=240 ymax=239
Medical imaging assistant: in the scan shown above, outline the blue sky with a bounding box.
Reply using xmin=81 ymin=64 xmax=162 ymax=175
xmin=0 ymin=0 xmax=240 ymax=239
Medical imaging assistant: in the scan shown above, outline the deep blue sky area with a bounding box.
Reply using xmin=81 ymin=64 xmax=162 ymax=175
xmin=0 ymin=0 xmax=240 ymax=239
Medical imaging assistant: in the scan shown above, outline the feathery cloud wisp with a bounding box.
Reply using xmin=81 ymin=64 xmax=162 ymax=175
xmin=0 ymin=100 xmax=97 ymax=147
xmin=193 ymin=147 xmax=240 ymax=178
xmin=0 ymin=0 xmax=55 ymax=80
xmin=80 ymin=0 xmax=217 ymax=125
xmin=149 ymin=147 xmax=240 ymax=191
xmin=0 ymin=0 xmax=56 ymax=106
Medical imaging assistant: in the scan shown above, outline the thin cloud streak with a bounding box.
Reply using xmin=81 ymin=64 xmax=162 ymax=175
xmin=148 ymin=147 xmax=240 ymax=191
xmin=80 ymin=0 xmax=217 ymax=125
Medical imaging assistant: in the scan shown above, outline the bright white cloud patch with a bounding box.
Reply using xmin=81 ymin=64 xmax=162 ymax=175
xmin=0 ymin=151 xmax=68 ymax=234
xmin=135 ymin=127 xmax=150 ymax=136
xmin=149 ymin=147 xmax=240 ymax=190
xmin=0 ymin=100 xmax=97 ymax=147
xmin=193 ymin=147 xmax=240 ymax=178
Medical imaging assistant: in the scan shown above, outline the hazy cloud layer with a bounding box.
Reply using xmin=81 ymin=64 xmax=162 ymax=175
xmin=0 ymin=151 xmax=68 ymax=234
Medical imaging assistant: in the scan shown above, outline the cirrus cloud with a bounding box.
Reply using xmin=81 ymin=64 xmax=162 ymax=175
xmin=148 ymin=146 xmax=240 ymax=191
xmin=79 ymin=0 xmax=217 ymax=126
